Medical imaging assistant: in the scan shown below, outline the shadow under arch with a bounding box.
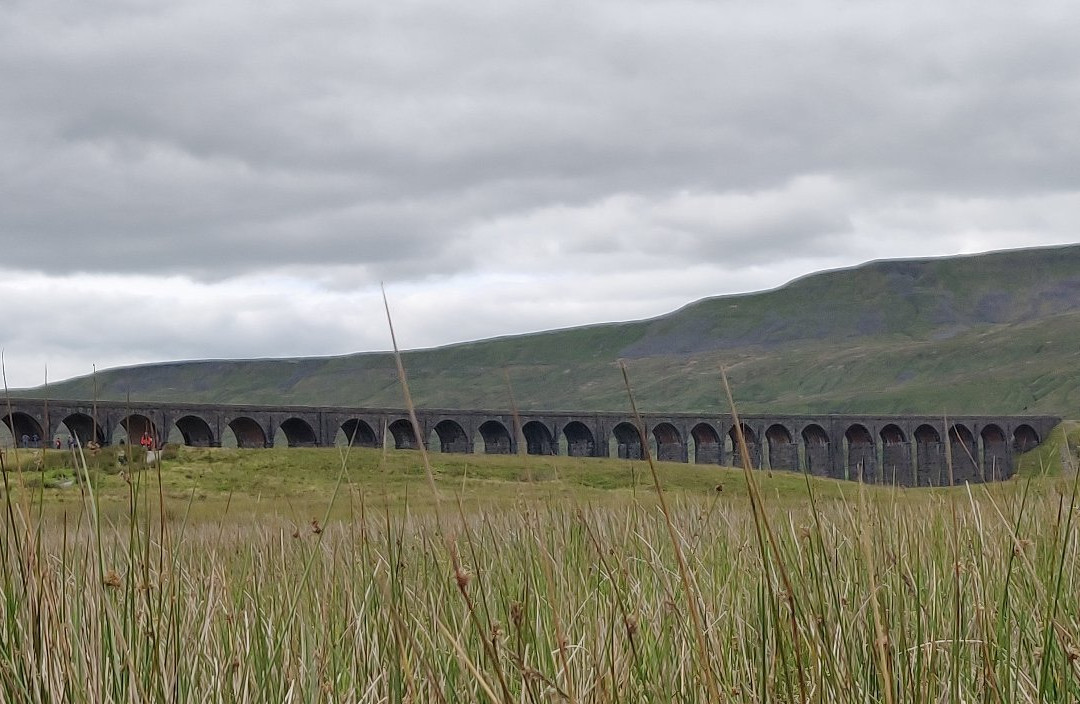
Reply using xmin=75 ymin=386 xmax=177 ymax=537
xmin=563 ymin=421 xmax=596 ymax=457
xmin=229 ymin=417 xmax=267 ymax=448
xmin=880 ymin=424 xmax=911 ymax=485
xmin=691 ymin=423 xmax=721 ymax=464
xmin=522 ymin=421 xmax=555 ymax=456
xmin=801 ymin=424 xmax=830 ymax=477
xmin=765 ymin=424 xmax=796 ymax=472
xmin=477 ymin=420 xmax=512 ymax=454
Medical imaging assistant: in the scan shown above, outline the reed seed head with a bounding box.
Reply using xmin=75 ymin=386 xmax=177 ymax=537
xmin=103 ymin=570 xmax=122 ymax=589
xmin=454 ymin=566 xmax=471 ymax=591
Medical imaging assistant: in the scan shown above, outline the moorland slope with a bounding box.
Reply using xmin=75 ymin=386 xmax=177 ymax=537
xmin=25 ymin=244 xmax=1080 ymax=415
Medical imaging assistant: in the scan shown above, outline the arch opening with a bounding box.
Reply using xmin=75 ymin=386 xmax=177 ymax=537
xmin=981 ymin=424 xmax=1009 ymax=481
xmin=880 ymin=424 xmax=911 ymax=486
xmin=765 ymin=424 xmax=797 ymax=472
xmin=117 ymin=414 xmax=158 ymax=447
xmin=845 ymin=424 xmax=876 ymax=482
xmin=652 ymin=422 xmax=683 ymax=462
xmin=522 ymin=421 xmax=555 ymax=456
xmin=388 ymin=419 xmax=418 ymax=450
xmin=229 ymin=417 xmax=267 ymax=449
xmin=801 ymin=424 xmax=830 ymax=477
xmin=563 ymin=421 xmax=596 ymax=457
xmin=277 ymin=418 xmax=317 ymax=448
xmin=477 ymin=420 xmax=512 ymax=455
xmin=1013 ymin=424 xmax=1040 ymax=454
xmin=175 ymin=415 xmax=215 ymax=447
xmin=59 ymin=413 xmax=105 ymax=448
xmin=948 ymin=424 xmax=978 ymax=484
xmin=339 ymin=419 xmax=378 ymax=448
xmin=915 ymin=424 xmax=943 ymax=487
xmin=691 ymin=423 xmax=721 ymax=465
xmin=727 ymin=424 xmax=760 ymax=469
xmin=3 ymin=412 xmax=45 ymax=447
xmin=612 ymin=422 xmax=643 ymax=460
xmin=434 ymin=420 xmax=470 ymax=454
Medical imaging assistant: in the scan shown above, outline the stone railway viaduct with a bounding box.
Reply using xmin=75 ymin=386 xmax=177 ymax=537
xmin=1 ymin=397 xmax=1059 ymax=487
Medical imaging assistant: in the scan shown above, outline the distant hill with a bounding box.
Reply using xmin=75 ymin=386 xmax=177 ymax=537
xmin=23 ymin=244 xmax=1080 ymax=416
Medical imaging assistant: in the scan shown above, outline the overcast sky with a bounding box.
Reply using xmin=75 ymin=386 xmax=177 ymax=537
xmin=2 ymin=0 xmax=1078 ymax=388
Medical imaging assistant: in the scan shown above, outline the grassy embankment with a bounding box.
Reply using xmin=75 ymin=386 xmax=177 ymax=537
xmin=1 ymin=422 xmax=1078 ymax=701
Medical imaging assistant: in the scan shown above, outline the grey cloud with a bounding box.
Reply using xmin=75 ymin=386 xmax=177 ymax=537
xmin=456 ymin=175 xmax=859 ymax=273
xmin=3 ymin=0 xmax=1079 ymax=283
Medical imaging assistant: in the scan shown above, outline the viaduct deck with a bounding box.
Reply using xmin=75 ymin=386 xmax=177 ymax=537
xmin=1 ymin=397 xmax=1060 ymax=487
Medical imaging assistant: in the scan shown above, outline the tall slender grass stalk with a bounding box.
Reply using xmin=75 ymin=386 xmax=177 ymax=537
xmin=619 ymin=361 xmax=721 ymax=702
xmin=381 ymin=285 xmax=443 ymax=533
xmin=1038 ymin=448 xmax=1080 ymax=699
xmin=721 ymin=365 xmax=810 ymax=702
xmin=382 ymin=286 xmax=516 ymax=703
xmin=2 ymin=353 xmax=29 ymax=590
xmin=857 ymin=472 xmax=896 ymax=704
xmin=502 ymin=368 xmax=532 ymax=482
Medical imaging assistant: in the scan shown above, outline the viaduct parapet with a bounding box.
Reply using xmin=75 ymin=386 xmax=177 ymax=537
xmin=1 ymin=398 xmax=1061 ymax=487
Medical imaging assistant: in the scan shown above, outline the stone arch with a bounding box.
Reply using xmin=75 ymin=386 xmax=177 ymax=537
xmin=174 ymin=415 xmax=215 ymax=447
xmin=915 ymin=424 xmax=943 ymax=487
xmin=948 ymin=424 xmax=978 ymax=483
xmin=880 ymin=424 xmax=911 ymax=485
xmin=765 ymin=424 xmax=797 ymax=472
xmin=845 ymin=424 xmax=875 ymax=482
xmin=1013 ymin=424 xmax=1040 ymax=453
xmin=278 ymin=418 xmax=317 ymax=447
xmin=981 ymin=424 xmax=1009 ymax=481
xmin=339 ymin=419 xmax=378 ymax=448
xmin=59 ymin=413 xmax=105 ymax=447
xmin=228 ymin=417 xmax=267 ymax=449
xmin=118 ymin=414 xmax=157 ymax=446
xmin=727 ymin=424 xmax=760 ymax=468
xmin=612 ymin=422 xmax=643 ymax=460
xmin=691 ymin=423 xmax=721 ymax=464
xmin=562 ymin=421 xmax=596 ymax=457
xmin=801 ymin=424 xmax=830 ymax=477
xmin=522 ymin=421 xmax=555 ymax=455
xmin=652 ymin=422 xmax=683 ymax=462
xmin=477 ymin=420 xmax=512 ymax=455
xmin=3 ymin=412 xmax=45 ymax=447
xmin=433 ymin=419 xmax=470 ymax=454
xmin=388 ymin=419 xmax=418 ymax=450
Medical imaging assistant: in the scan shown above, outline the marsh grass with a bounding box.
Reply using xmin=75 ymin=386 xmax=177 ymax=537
xmin=1 ymin=432 xmax=1078 ymax=701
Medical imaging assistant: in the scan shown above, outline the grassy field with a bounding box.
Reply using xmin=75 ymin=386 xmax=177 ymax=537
xmin=0 ymin=443 xmax=872 ymax=523
xmin=1 ymin=426 xmax=1079 ymax=702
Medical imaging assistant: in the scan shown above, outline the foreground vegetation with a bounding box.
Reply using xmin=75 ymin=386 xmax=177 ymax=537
xmin=1 ymin=429 xmax=1078 ymax=702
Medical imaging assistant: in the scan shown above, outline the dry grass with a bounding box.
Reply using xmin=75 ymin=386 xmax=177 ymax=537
xmin=2 ymin=451 xmax=1079 ymax=702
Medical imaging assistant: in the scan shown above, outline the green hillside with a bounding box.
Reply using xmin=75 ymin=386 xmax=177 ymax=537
xmin=24 ymin=245 xmax=1080 ymax=415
